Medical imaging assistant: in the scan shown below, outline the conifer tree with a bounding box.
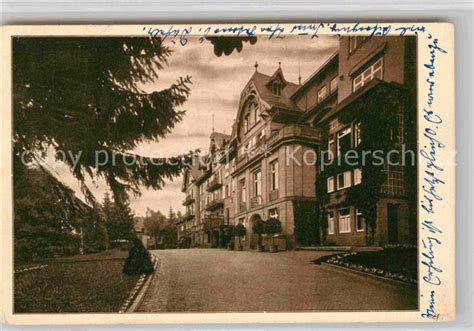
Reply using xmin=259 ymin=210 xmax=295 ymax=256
xmin=13 ymin=37 xmax=193 ymax=206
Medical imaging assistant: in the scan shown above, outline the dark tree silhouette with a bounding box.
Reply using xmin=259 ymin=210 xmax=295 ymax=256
xmin=13 ymin=37 xmax=193 ymax=206
xmin=206 ymin=37 xmax=257 ymax=56
xmin=122 ymin=238 xmax=154 ymax=275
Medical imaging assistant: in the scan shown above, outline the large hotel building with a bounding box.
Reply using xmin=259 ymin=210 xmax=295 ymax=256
xmin=178 ymin=36 xmax=417 ymax=249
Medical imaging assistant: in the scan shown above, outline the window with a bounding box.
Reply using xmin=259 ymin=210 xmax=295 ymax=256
xmin=339 ymin=208 xmax=351 ymax=233
xmin=268 ymin=208 xmax=279 ymax=219
xmin=337 ymin=171 xmax=352 ymax=190
xmin=328 ymin=137 xmax=335 ymax=160
xmin=354 ymin=168 xmax=362 ymax=185
xmin=328 ymin=211 xmax=335 ymax=235
xmin=270 ymin=160 xmax=279 ymax=190
xmin=330 ymin=77 xmax=338 ymax=94
xmin=337 ymin=127 xmax=352 ymax=156
xmin=225 ymin=184 xmax=230 ymax=198
xmin=353 ymin=57 xmax=383 ymax=92
xmin=251 ymin=103 xmax=258 ymax=124
xmin=272 ymin=82 xmax=282 ymax=96
xmin=255 ymin=131 xmax=264 ymax=146
xmin=327 ymin=176 xmax=335 ymax=193
xmin=240 ymin=179 xmax=246 ymax=203
xmin=356 ymin=208 xmax=365 ymax=232
xmin=349 ymin=36 xmax=357 ymax=53
xmin=224 ymin=163 xmax=229 ymax=178
xmin=329 ymin=118 xmax=340 ymax=133
xmin=354 ymin=122 xmax=361 ymax=147
xmin=349 ymin=36 xmax=370 ymax=53
xmin=317 ymin=85 xmax=328 ymax=103
xmin=245 ymin=113 xmax=250 ymax=131
xmin=253 ymin=170 xmax=262 ymax=197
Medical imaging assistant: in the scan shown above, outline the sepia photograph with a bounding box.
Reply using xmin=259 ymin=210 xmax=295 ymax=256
xmin=1 ymin=23 xmax=455 ymax=324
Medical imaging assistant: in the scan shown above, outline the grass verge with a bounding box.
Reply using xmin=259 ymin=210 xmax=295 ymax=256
xmin=15 ymin=250 xmax=139 ymax=313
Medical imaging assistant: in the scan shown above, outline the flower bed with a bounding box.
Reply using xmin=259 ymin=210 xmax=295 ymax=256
xmin=315 ymin=246 xmax=417 ymax=284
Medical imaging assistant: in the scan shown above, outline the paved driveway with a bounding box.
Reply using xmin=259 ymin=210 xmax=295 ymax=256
xmin=138 ymin=248 xmax=417 ymax=312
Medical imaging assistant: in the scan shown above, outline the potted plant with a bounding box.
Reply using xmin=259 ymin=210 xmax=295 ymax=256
xmin=252 ymin=218 xmax=265 ymax=252
xmin=234 ymin=223 xmax=246 ymax=251
xmin=265 ymin=218 xmax=282 ymax=253
xmin=225 ymin=225 xmax=235 ymax=250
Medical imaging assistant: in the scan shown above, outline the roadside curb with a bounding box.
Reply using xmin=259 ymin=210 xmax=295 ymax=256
xmin=14 ymin=264 xmax=48 ymax=274
xmin=320 ymin=262 xmax=417 ymax=288
xmin=296 ymin=246 xmax=384 ymax=252
xmin=119 ymin=255 xmax=159 ymax=313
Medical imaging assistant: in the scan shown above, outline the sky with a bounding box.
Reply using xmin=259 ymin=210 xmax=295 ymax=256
xmin=47 ymin=35 xmax=339 ymax=217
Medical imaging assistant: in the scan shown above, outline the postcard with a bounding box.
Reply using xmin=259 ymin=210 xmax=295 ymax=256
xmin=0 ymin=23 xmax=455 ymax=324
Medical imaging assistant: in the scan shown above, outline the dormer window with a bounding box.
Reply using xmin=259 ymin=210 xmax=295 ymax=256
xmin=272 ymin=81 xmax=282 ymax=96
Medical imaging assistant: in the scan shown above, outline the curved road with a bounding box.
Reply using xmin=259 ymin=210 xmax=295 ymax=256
xmin=137 ymin=248 xmax=417 ymax=312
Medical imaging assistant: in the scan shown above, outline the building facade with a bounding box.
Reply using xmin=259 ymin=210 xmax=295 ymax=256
xmin=179 ymin=36 xmax=417 ymax=248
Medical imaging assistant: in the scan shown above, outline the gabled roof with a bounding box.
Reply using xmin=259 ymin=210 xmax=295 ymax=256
xmin=181 ymin=156 xmax=205 ymax=192
xmin=250 ymin=69 xmax=300 ymax=111
xmin=230 ymin=67 xmax=302 ymax=142
xmin=209 ymin=131 xmax=231 ymax=151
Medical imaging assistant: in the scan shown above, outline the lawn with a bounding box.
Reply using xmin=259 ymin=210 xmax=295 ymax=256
xmin=14 ymin=250 xmax=139 ymax=313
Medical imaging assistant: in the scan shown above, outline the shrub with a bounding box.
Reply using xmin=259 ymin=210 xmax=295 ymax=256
xmin=252 ymin=219 xmax=265 ymax=235
xmin=234 ymin=223 xmax=246 ymax=237
xmin=265 ymin=218 xmax=282 ymax=251
xmin=265 ymin=218 xmax=282 ymax=236
xmin=252 ymin=218 xmax=265 ymax=249
xmin=122 ymin=238 xmax=154 ymax=275
xmin=234 ymin=223 xmax=246 ymax=250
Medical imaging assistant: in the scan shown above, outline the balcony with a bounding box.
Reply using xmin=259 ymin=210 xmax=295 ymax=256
xmin=267 ymin=124 xmax=321 ymax=146
xmin=182 ymin=211 xmax=195 ymax=221
xmin=207 ymin=176 xmax=222 ymax=192
xmin=236 ymin=124 xmax=321 ymax=167
xmin=250 ymin=195 xmax=262 ymax=208
xmin=205 ymin=198 xmax=224 ymax=212
xmin=182 ymin=195 xmax=195 ymax=206
xmin=269 ymin=189 xmax=279 ymax=201
xmin=203 ymin=215 xmax=224 ymax=230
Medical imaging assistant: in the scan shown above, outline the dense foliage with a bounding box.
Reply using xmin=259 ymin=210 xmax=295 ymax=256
xmin=102 ymin=192 xmax=136 ymax=243
xmin=206 ymin=37 xmax=257 ymax=56
xmin=316 ymin=85 xmax=403 ymax=244
xmin=13 ymin=37 xmax=193 ymax=206
xmin=122 ymin=238 xmax=154 ymax=275
xmin=293 ymin=200 xmax=319 ymax=246
xmin=13 ymin=167 xmax=102 ymax=264
xmin=143 ymin=207 xmax=181 ymax=249
xmin=234 ymin=223 xmax=246 ymax=237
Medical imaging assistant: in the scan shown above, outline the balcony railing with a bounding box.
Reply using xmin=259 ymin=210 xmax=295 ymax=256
xmin=182 ymin=195 xmax=195 ymax=206
xmin=205 ymin=198 xmax=224 ymax=211
xmin=207 ymin=176 xmax=222 ymax=192
xmin=269 ymin=189 xmax=279 ymax=201
xmin=239 ymin=201 xmax=247 ymax=212
xmin=237 ymin=124 xmax=321 ymax=166
xmin=250 ymin=195 xmax=262 ymax=208
xmin=182 ymin=211 xmax=195 ymax=221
